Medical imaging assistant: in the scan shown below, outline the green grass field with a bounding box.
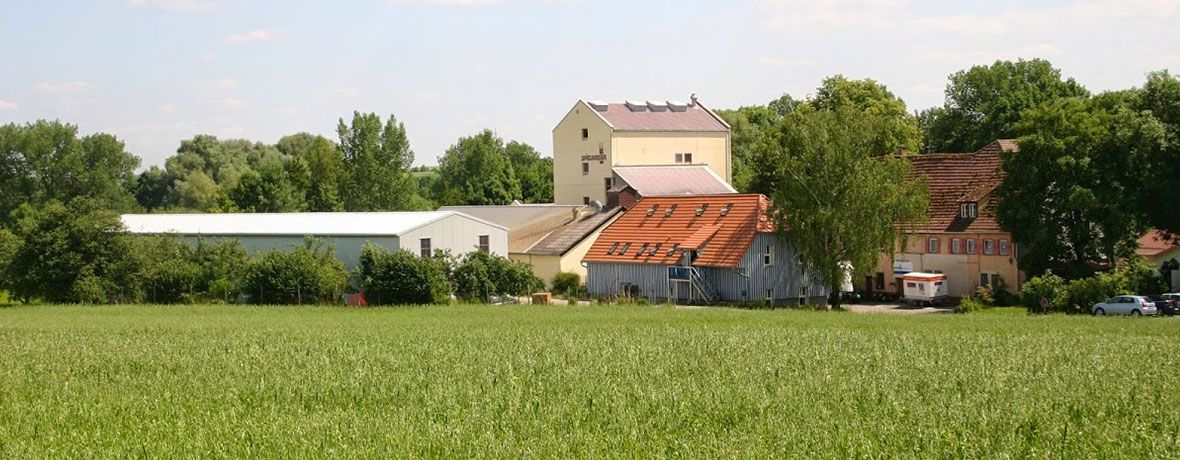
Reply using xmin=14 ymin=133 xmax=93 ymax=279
xmin=1 ymin=305 xmax=1178 ymax=457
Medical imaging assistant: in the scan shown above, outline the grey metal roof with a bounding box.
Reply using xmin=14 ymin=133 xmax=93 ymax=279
xmin=523 ymin=207 xmax=622 ymax=256
xmin=122 ymin=211 xmax=507 ymax=236
xmin=612 ymin=165 xmax=736 ymax=196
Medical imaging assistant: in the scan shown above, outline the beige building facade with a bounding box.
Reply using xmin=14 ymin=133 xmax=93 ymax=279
xmin=872 ymin=232 xmax=1020 ymax=297
xmin=552 ymin=98 xmax=731 ymax=206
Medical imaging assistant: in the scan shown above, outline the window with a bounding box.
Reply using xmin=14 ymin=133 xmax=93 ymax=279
xmin=951 ymin=239 xmax=962 ymax=254
xmin=582 ymin=196 xmax=590 ymax=205
xmin=906 ymin=282 xmax=917 ymax=288
xmin=875 ymin=272 xmax=885 ymax=290
xmin=991 ymin=273 xmax=1003 ymax=287
xmin=650 ymin=243 xmax=661 ymax=256
xmin=694 ymin=203 xmax=709 ymax=217
xmin=598 ymin=143 xmax=604 ymax=155
xmin=673 ymin=153 xmax=694 ymax=163
xmin=607 ymin=242 xmax=619 ymax=255
xmin=999 ymin=239 xmax=1010 ymax=256
xmin=619 ymin=242 xmax=631 ymax=255
xmin=960 ymin=202 xmax=978 ymax=219
xmin=983 ymin=239 xmax=994 ymax=255
xmin=419 ymin=238 xmax=432 ymax=258
xmin=582 ymin=162 xmax=589 ymax=175
xmin=764 ymin=245 xmax=774 ymax=266
xmin=674 ymin=153 xmax=683 ymax=163
xmin=664 ymin=204 xmax=678 ymax=217
xmin=980 ymin=273 xmax=990 ymax=287
xmin=765 ymin=289 xmax=774 ymax=301
xmin=478 ymin=235 xmax=490 ymax=253
xmin=581 ymin=128 xmax=588 ymax=140
xmin=666 ymin=243 xmax=679 ymax=256
xmin=637 ymin=243 xmax=649 ymax=256
xmin=604 ymin=177 xmax=612 ymax=192
xmin=966 ymin=239 xmax=977 ymax=254
xmin=927 ymin=237 xmax=940 ymax=254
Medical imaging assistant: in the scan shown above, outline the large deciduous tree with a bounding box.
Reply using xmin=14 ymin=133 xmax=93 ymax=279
xmin=716 ymin=104 xmax=782 ymax=193
xmin=996 ymin=97 xmax=1165 ymax=277
xmin=505 ymin=141 xmax=553 ymax=203
xmin=433 ymin=130 xmax=522 ymax=206
xmin=755 ymin=106 xmax=929 ymax=309
xmin=921 ymin=59 xmax=1089 ymax=152
xmin=810 ymin=75 xmax=923 ymax=154
xmin=1137 ymin=71 xmax=1180 ymax=234
xmin=337 ymin=112 xmax=420 ymax=211
xmin=277 ymin=133 xmax=345 ymax=212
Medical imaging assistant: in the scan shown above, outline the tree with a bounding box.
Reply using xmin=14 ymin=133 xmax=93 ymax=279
xmin=241 ymin=239 xmax=348 ymax=304
xmin=134 ymin=166 xmax=171 ymax=212
xmin=337 ymin=112 xmax=420 ymax=211
xmin=358 ymin=244 xmax=452 ymax=305
xmin=754 ymin=106 xmax=929 ymax=309
xmin=277 ymin=133 xmax=345 ymax=212
xmin=6 ymin=199 xmax=141 ymax=303
xmin=226 ymin=162 xmax=304 ymax=212
xmin=716 ymin=104 xmax=781 ymax=192
xmin=922 ymin=59 xmax=1089 ymax=152
xmin=506 ymin=141 xmax=553 ymax=203
xmin=451 ymin=250 xmax=542 ymax=301
xmin=1137 ymin=71 xmax=1180 ymax=234
xmin=810 ymin=75 xmax=923 ymax=154
xmin=996 ymin=97 xmax=1164 ymax=277
xmin=433 ymin=130 xmax=522 ymax=206
xmin=0 ymin=121 xmax=141 ymax=224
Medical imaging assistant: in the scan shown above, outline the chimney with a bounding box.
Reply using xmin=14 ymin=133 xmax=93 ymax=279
xmin=689 ymin=93 xmax=699 ymax=107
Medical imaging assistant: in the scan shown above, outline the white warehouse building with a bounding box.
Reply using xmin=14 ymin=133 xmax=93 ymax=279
xmin=120 ymin=211 xmax=509 ymax=267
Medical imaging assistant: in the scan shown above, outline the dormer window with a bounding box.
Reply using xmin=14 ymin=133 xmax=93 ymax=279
xmin=607 ymin=242 xmax=619 ymax=255
xmin=695 ymin=203 xmax=709 ymax=217
xmin=664 ymin=204 xmax=678 ymax=217
xmin=960 ymin=202 xmax=978 ymax=219
xmin=619 ymin=242 xmax=631 ymax=255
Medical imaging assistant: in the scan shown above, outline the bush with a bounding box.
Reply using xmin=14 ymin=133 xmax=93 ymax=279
xmin=6 ymin=200 xmax=141 ymax=304
xmin=451 ymin=251 xmax=543 ymax=302
xmin=551 ymin=272 xmax=583 ymax=299
xmin=1020 ymin=270 xmax=1067 ymax=313
xmin=142 ymin=259 xmax=202 ymax=304
xmin=358 ymin=244 xmax=452 ymax=305
xmin=136 ymin=236 xmax=248 ymax=304
xmin=0 ymin=229 xmax=19 ymax=292
xmin=954 ymin=298 xmax=988 ymax=314
xmin=242 ymin=239 xmax=347 ymax=304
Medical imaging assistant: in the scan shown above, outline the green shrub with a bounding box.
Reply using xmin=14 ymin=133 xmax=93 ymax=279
xmin=954 ymin=298 xmax=988 ymax=314
xmin=452 ymin=251 xmax=543 ymax=302
xmin=0 ymin=228 xmax=19 ymax=293
xmin=142 ymin=259 xmax=202 ymax=304
xmin=551 ymin=272 xmax=583 ymax=299
xmin=6 ymin=200 xmax=141 ymax=304
xmin=358 ymin=244 xmax=452 ymax=305
xmin=1063 ymin=275 xmax=1116 ymax=314
xmin=1020 ymin=270 xmax=1067 ymax=313
xmin=135 ymin=236 xmax=248 ymax=304
xmin=242 ymin=239 xmax=348 ymax=305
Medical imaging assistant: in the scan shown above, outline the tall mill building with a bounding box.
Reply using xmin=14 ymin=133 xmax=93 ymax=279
xmin=551 ymin=95 xmax=732 ymax=206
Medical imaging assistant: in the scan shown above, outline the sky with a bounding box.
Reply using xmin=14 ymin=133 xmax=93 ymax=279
xmin=1 ymin=0 xmax=1177 ymax=169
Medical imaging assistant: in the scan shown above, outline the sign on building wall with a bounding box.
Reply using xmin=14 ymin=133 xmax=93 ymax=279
xmin=892 ymin=260 xmax=913 ymax=275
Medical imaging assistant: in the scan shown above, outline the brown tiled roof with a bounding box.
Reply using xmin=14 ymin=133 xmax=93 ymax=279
xmin=583 ymin=194 xmax=774 ymax=268
xmin=612 ymin=165 xmax=736 ymax=196
xmin=591 ymin=102 xmax=729 ymax=132
xmin=1137 ymin=230 xmax=1179 ymax=258
xmin=906 ymin=140 xmax=1016 ymax=234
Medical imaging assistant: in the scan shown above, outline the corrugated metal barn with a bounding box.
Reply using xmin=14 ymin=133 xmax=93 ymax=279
xmin=582 ymin=194 xmax=828 ymax=305
xmin=121 ymin=211 xmax=508 ymax=268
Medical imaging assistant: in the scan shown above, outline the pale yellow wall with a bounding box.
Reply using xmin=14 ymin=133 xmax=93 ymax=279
xmin=611 ymin=131 xmax=730 ymax=183
xmin=553 ymin=101 xmax=733 ymax=205
xmin=511 ymin=253 xmax=565 ymax=286
xmin=871 ymin=232 xmax=1020 ymax=297
xmin=553 ymin=102 xmax=613 ymax=206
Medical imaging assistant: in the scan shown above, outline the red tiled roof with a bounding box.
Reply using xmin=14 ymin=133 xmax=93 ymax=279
xmin=906 ymin=140 xmax=1016 ymax=234
xmin=591 ymin=102 xmax=729 ymax=132
xmin=1137 ymin=230 xmax=1179 ymax=258
xmin=583 ymin=194 xmax=774 ymax=268
xmin=612 ymin=165 xmax=736 ymax=196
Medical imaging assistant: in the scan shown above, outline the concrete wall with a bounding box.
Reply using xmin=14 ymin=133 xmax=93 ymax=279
xmin=871 ymin=232 xmax=1019 ymax=297
xmin=553 ymin=102 xmax=613 ymax=206
xmin=398 ymin=213 xmax=508 ymax=258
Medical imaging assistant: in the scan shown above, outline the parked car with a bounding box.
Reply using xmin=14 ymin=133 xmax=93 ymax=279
xmin=1150 ymin=294 xmax=1180 ymax=316
xmin=1091 ymin=295 xmax=1159 ymax=316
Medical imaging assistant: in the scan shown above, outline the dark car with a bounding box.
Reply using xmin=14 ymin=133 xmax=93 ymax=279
xmin=1147 ymin=295 xmax=1179 ymax=316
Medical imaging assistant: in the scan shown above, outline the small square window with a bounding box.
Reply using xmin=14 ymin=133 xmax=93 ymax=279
xmin=582 ymin=162 xmax=589 ymax=175
xmin=582 ymin=196 xmax=590 ymax=205
xmin=765 ymin=289 xmax=774 ymax=301
xmin=674 ymin=153 xmax=684 ymax=163
xmin=966 ymin=239 xmax=977 ymax=254
xmin=478 ymin=235 xmax=490 ymax=253
xmin=764 ymin=245 xmax=773 ymax=266
xmin=604 ymin=177 xmax=612 ymax=192
xmin=581 ymin=128 xmax=588 ymax=139
xmin=927 ymin=237 xmax=940 ymax=254
xmin=983 ymin=239 xmax=994 ymax=255
xmin=951 ymin=239 xmax=961 ymax=254
xmin=980 ymin=273 xmax=990 ymax=287
xmin=999 ymin=239 xmax=1010 ymax=256
xmin=684 ymin=153 xmax=693 ymax=163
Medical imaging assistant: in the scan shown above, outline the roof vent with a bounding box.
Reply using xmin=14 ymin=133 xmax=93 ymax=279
xmin=695 ymin=203 xmax=709 ymax=217
xmin=625 ymin=101 xmax=648 ymax=112
xmin=719 ymin=203 xmax=733 ymax=216
xmin=588 ymin=100 xmax=608 ymax=111
xmin=666 ymin=100 xmax=688 ymax=112
xmin=664 ymin=204 xmax=678 ymax=217
xmin=645 ymin=204 xmax=659 ymax=217
xmin=646 ymin=100 xmax=668 ymax=112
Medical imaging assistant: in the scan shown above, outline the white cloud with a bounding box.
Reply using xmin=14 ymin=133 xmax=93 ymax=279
xmin=758 ymin=0 xmax=908 ymax=30
xmin=225 ymin=29 xmax=290 ymax=45
xmin=214 ymin=98 xmax=246 ymax=109
xmin=0 ymin=100 xmax=17 ymax=111
xmin=200 ymin=78 xmax=238 ymax=90
xmin=387 ymin=0 xmax=504 ymax=4
xmin=125 ymin=0 xmax=223 ymax=12
xmin=34 ymin=81 xmax=94 ymax=93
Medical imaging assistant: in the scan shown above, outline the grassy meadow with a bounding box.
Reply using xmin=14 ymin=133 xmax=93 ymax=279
xmin=0 ymin=304 xmax=1178 ymax=458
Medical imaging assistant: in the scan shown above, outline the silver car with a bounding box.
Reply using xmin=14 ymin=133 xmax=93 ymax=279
xmin=1091 ymin=295 xmax=1159 ymax=316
